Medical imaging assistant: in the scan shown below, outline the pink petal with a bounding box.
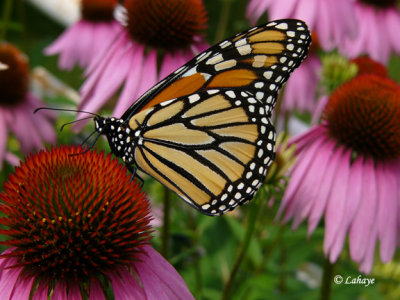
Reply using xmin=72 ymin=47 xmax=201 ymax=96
xmin=268 ymin=0 xmax=298 ymax=20
xmin=113 ymin=46 xmax=145 ymax=117
xmin=246 ymin=0 xmax=274 ymax=24
xmin=10 ymin=275 xmax=35 ymax=300
xmin=32 ymin=280 xmax=49 ymax=300
xmin=307 ymin=143 xmax=343 ymax=234
xmin=89 ymin=278 xmax=106 ymax=300
xmin=349 ymin=157 xmax=378 ymax=263
xmin=0 ymin=262 xmax=22 ymax=299
xmin=328 ymin=157 xmax=364 ymax=262
xmin=109 ymin=267 xmax=146 ymax=300
xmin=136 ymin=246 xmax=194 ymax=300
xmin=289 ymin=136 xmax=333 ymax=228
xmin=67 ymin=282 xmax=82 ymax=300
xmin=359 ymin=225 xmax=378 ymax=274
xmin=134 ymin=50 xmax=158 ymax=100
xmin=52 ymin=281 xmax=68 ymax=300
xmin=278 ymin=134 xmax=325 ymax=220
xmin=377 ymin=162 xmax=397 ymax=262
xmin=316 ymin=0 xmax=333 ymax=51
xmin=293 ymin=0 xmax=317 ymax=29
xmin=323 ymin=149 xmax=351 ymax=259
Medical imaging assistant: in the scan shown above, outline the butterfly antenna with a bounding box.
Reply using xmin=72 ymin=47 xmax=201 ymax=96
xmin=34 ymin=107 xmax=100 ymax=117
xmin=69 ymin=132 xmax=102 ymax=157
xmin=60 ymin=116 xmax=94 ymax=132
xmin=81 ymin=130 xmax=97 ymax=146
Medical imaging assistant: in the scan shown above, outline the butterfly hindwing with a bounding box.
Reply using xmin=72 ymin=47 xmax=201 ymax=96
xmin=129 ymin=90 xmax=275 ymax=215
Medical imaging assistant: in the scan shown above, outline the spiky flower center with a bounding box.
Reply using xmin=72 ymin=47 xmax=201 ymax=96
xmin=81 ymin=0 xmax=118 ymax=22
xmin=324 ymin=74 xmax=400 ymax=160
xmin=0 ymin=146 xmax=152 ymax=286
xmin=124 ymin=0 xmax=207 ymax=50
xmin=360 ymin=0 xmax=399 ymax=8
xmin=0 ymin=42 xmax=29 ymax=107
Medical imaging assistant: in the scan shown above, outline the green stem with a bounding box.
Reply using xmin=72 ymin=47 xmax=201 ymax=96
xmin=214 ymin=0 xmax=232 ymax=44
xmin=188 ymin=210 xmax=203 ymax=299
xmin=0 ymin=0 xmax=13 ymax=41
xmin=221 ymin=198 xmax=260 ymax=300
xmin=319 ymin=258 xmax=335 ymax=300
xmin=161 ymin=186 xmax=171 ymax=258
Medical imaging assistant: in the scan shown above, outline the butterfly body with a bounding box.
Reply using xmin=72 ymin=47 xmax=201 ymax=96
xmin=94 ymin=19 xmax=311 ymax=215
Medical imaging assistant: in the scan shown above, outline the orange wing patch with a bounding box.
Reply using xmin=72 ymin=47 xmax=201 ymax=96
xmin=249 ymin=30 xmax=285 ymax=43
xmin=207 ymin=69 xmax=257 ymax=88
xmin=140 ymin=73 xmax=207 ymax=111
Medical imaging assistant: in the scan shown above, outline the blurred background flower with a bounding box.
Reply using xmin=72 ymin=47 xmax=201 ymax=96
xmin=76 ymin=0 xmax=210 ymax=125
xmin=0 ymin=42 xmax=55 ymax=169
xmin=338 ymin=0 xmax=400 ymax=64
xmin=0 ymin=146 xmax=194 ymax=299
xmin=44 ymin=0 xmax=122 ymax=70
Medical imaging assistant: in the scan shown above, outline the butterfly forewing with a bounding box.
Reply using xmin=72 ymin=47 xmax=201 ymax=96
xmin=121 ymin=19 xmax=311 ymax=120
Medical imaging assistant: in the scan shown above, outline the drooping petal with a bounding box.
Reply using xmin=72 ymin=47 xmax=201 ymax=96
xmin=377 ymin=161 xmax=397 ymax=263
xmin=135 ymin=246 xmax=195 ymax=300
xmin=328 ymin=157 xmax=363 ymax=262
xmin=89 ymin=278 xmax=106 ymax=300
xmin=349 ymin=157 xmax=378 ymax=263
xmin=109 ymin=267 xmax=146 ymax=300
xmin=323 ymin=148 xmax=351 ymax=259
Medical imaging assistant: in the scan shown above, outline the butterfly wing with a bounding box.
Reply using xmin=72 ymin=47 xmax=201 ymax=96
xmin=118 ymin=19 xmax=311 ymax=215
xmin=129 ymin=90 xmax=275 ymax=215
xmin=121 ymin=19 xmax=311 ymax=120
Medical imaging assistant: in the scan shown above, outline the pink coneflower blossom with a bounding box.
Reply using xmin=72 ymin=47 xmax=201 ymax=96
xmin=45 ymin=0 xmax=121 ymax=70
xmin=0 ymin=146 xmax=194 ymax=299
xmin=278 ymin=74 xmax=400 ymax=273
xmin=246 ymin=0 xmax=357 ymax=51
xmin=78 ymin=0 xmax=209 ymax=122
xmin=0 ymin=42 xmax=55 ymax=169
xmin=339 ymin=0 xmax=400 ymax=64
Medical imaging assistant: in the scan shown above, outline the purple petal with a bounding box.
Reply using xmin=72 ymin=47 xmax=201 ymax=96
xmin=287 ymin=136 xmax=331 ymax=228
xmin=316 ymin=0 xmax=333 ymax=51
xmin=52 ymin=281 xmax=68 ymax=300
xmin=349 ymin=158 xmax=378 ymax=263
xmin=307 ymin=142 xmax=343 ymax=234
xmin=268 ymin=0 xmax=297 ymax=20
xmin=89 ymin=278 xmax=106 ymax=300
xmin=278 ymin=135 xmax=325 ymax=220
xmin=377 ymin=162 xmax=397 ymax=262
xmin=135 ymin=246 xmax=194 ymax=300
xmin=32 ymin=280 xmax=49 ymax=300
xmin=386 ymin=9 xmax=400 ymax=52
xmin=113 ymin=46 xmax=145 ymax=117
xmin=246 ymin=0 xmax=274 ymax=24
xmin=293 ymin=0 xmax=317 ymax=29
xmin=0 ymin=260 xmax=22 ymax=299
xmin=359 ymin=225 xmax=378 ymax=274
xmin=323 ymin=149 xmax=351 ymax=259
xmin=134 ymin=50 xmax=158 ymax=100
xmin=67 ymin=283 xmax=82 ymax=300
xmin=328 ymin=157 xmax=363 ymax=262
xmin=10 ymin=275 xmax=35 ymax=300
xmin=109 ymin=267 xmax=146 ymax=300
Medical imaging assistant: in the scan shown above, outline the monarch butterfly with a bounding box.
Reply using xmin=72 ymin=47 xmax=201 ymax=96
xmin=94 ymin=19 xmax=311 ymax=216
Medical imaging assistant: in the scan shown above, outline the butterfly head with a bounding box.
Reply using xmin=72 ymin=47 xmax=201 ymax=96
xmin=94 ymin=116 xmax=136 ymax=164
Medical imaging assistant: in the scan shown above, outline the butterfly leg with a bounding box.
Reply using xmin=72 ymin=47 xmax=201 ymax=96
xmin=126 ymin=163 xmax=144 ymax=187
